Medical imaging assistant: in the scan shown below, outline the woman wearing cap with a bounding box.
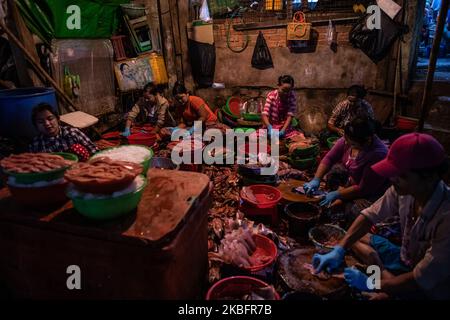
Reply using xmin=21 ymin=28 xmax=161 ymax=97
xmin=312 ymin=133 xmax=450 ymax=299
xmin=262 ymin=75 xmax=302 ymax=139
xmin=303 ymin=116 xmax=389 ymax=221
xmin=328 ymin=85 xmax=375 ymax=137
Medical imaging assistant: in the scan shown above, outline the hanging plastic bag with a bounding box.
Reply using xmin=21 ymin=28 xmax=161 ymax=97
xmin=251 ymin=32 xmax=274 ymax=70
xmin=326 ymin=20 xmax=333 ymax=45
xmin=199 ymin=0 xmax=211 ymax=22
xmin=326 ymin=20 xmax=337 ymax=52
xmin=349 ymin=10 xmax=408 ymax=63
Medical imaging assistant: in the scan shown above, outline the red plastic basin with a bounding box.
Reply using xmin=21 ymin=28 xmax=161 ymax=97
xmin=128 ymin=132 xmax=158 ymax=147
xmin=227 ymin=97 xmax=242 ymax=118
xmin=206 ymin=275 xmax=280 ymax=300
xmin=240 ymin=184 xmax=281 ymax=209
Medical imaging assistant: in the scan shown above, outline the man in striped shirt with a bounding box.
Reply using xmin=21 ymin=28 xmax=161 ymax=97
xmin=328 ymin=85 xmax=375 ymax=137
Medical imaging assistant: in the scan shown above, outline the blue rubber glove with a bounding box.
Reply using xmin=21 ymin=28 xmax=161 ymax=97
xmin=312 ymin=245 xmax=345 ymax=273
xmin=121 ymin=127 xmax=131 ymax=137
xmin=266 ymin=125 xmax=273 ymax=137
xmin=319 ymin=190 xmax=341 ymax=207
xmin=344 ymin=267 xmax=373 ymax=292
xmin=303 ymin=177 xmax=320 ymax=195
xmin=279 ymin=129 xmax=286 ymax=138
xmin=172 ymin=128 xmax=190 ymax=139
xmin=188 ymin=126 xmax=195 ymax=135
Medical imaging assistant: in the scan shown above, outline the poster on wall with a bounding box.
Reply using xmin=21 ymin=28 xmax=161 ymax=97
xmin=114 ymin=54 xmax=153 ymax=91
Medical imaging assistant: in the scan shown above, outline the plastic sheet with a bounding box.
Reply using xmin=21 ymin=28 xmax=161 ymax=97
xmin=52 ymin=39 xmax=116 ymax=116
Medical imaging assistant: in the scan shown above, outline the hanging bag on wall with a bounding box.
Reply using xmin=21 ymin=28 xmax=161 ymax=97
xmin=251 ymin=31 xmax=274 ymax=70
xmin=287 ymin=11 xmax=311 ymax=41
xmin=349 ymin=10 xmax=408 ymax=63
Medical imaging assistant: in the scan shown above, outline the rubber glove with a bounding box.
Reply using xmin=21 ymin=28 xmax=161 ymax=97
xmin=172 ymin=128 xmax=190 ymax=139
xmin=303 ymin=177 xmax=320 ymax=195
xmin=188 ymin=126 xmax=195 ymax=135
xmin=121 ymin=127 xmax=131 ymax=137
xmin=279 ymin=129 xmax=286 ymax=139
xmin=344 ymin=267 xmax=373 ymax=292
xmin=266 ymin=125 xmax=273 ymax=137
xmin=312 ymin=245 xmax=345 ymax=273
xmin=319 ymin=190 xmax=341 ymax=207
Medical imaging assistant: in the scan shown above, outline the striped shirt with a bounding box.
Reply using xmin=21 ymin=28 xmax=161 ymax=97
xmin=29 ymin=125 xmax=98 ymax=155
xmin=262 ymin=90 xmax=297 ymax=125
xmin=328 ymin=99 xmax=374 ymax=129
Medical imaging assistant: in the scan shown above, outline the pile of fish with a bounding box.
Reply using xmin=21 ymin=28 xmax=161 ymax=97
xmin=204 ymin=165 xmax=240 ymax=209
xmin=286 ymin=135 xmax=319 ymax=154
xmin=215 ymin=227 xmax=257 ymax=268
xmin=277 ymin=161 xmax=309 ymax=181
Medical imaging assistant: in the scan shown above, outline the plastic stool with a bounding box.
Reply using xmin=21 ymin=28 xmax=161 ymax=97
xmin=60 ymin=111 xmax=99 ymax=129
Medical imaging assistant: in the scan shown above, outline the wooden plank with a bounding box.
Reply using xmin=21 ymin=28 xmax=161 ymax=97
xmin=232 ymin=16 xmax=359 ymax=31
xmin=6 ymin=0 xmax=38 ymax=87
xmin=168 ymin=0 xmax=184 ymax=81
xmin=158 ymin=0 xmax=178 ymax=86
xmin=177 ymin=0 xmax=194 ymax=90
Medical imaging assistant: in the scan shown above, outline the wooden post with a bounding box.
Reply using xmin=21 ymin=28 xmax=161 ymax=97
xmin=177 ymin=0 xmax=194 ymax=91
xmin=418 ymin=0 xmax=449 ymax=131
xmin=6 ymin=0 xmax=41 ymax=87
xmin=158 ymin=0 xmax=179 ymax=87
xmin=169 ymin=0 xmax=184 ymax=82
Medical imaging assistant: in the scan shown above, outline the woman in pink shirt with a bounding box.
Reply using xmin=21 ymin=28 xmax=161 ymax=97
xmin=261 ymin=75 xmax=301 ymax=139
xmin=303 ymin=116 xmax=390 ymax=222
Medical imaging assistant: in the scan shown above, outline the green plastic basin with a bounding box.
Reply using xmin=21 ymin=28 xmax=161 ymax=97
xmin=91 ymin=145 xmax=153 ymax=175
xmin=69 ymin=175 xmax=147 ymax=220
xmin=3 ymin=152 xmax=78 ymax=185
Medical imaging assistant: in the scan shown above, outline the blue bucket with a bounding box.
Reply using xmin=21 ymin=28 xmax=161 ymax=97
xmin=0 ymin=87 xmax=58 ymax=140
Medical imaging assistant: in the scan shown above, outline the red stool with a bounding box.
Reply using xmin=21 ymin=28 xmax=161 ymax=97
xmin=111 ymin=35 xmax=127 ymax=61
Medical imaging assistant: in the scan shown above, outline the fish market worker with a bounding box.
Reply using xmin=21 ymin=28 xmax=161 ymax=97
xmin=312 ymin=133 xmax=450 ymax=300
xmin=171 ymin=81 xmax=217 ymax=135
xmin=262 ymin=75 xmax=300 ymax=139
xmin=122 ymin=82 xmax=170 ymax=136
xmin=328 ymin=85 xmax=374 ymax=137
xmin=303 ymin=117 xmax=389 ymax=221
xmin=29 ymin=103 xmax=98 ymax=161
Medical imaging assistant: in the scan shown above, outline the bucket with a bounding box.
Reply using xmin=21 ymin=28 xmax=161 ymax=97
xmin=285 ymin=202 xmax=320 ymax=238
xmin=0 ymin=87 xmax=58 ymax=139
xmin=206 ymin=276 xmax=280 ymax=300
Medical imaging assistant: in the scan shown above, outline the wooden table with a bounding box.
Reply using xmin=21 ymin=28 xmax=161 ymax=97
xmin=0 ymin=169 xmax=211 ymax=299
xmin=277 ymin=179 xmax=321 ymax=203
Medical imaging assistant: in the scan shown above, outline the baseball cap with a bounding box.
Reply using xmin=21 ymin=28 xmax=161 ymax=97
xmin=371 ymin=133 xmax=446 ymax=178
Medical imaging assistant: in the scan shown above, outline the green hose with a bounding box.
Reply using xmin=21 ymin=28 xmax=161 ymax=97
xmin=226 ymin=18 xmax=250 ymax=53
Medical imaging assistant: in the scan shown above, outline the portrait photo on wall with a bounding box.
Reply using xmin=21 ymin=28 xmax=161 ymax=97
xmin=114 ymin=55 xmax=153 ymax=92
